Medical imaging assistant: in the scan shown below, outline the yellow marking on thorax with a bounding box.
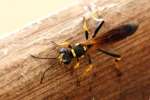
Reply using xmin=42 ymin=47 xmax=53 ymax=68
xmin=83 ymin=46 xmax=87 ymax=51
xmin=71 ymin=49 xmax=76 ymax=57
xmin=58 ymin=54 xmax=63 ymax=62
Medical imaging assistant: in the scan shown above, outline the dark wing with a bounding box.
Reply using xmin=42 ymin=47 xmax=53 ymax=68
xmin=94 ymin=21 xmax=139 ymax=45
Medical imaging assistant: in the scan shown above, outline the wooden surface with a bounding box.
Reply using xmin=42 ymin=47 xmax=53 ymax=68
xmin=0 ymin=0 xmax=150 ymax=100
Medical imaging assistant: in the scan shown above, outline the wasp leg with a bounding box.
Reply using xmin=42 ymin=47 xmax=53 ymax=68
xmin=85 ymin=54 xmax=97 ymax=100
xmin=73 ymin=55 xmax=93 ymax=87
xmin=92 ymin=19 xmax=104 ymax=38
xmin=40 ymin=66 xmax=51 ymax=84
xmin=83 ymin=17 xmax=90 ymax=40
xmin=81 ymin=53 xmax=93 ymax=78
xmin=114 ymin=58 xmax=122 ymax=76
xmin=73 ymin=58 xmax=80 ymax=69
xmin=88 ymin=5 xmax=104 ymax=38
xmin=61 ymin=41 xmax=72 ymax=48
xmin=97 ymin=48 xmax=121 ymax=58
xmin=97 ymin=48 xmax=122 ymax=76
xmin=51 ymin=40 xmax=72 ymax=48
xmin=76 ymin=76 xmax=81 ymax=87
xmin=76 ymin=54 xmax=94 ymax=87
xmin=70 ymin=58 xmax=80 ymax=75
xmin=73 ymin=58 xmax=81 ymax=87
xmin=87 ymin=4 xmax=103 ymax=21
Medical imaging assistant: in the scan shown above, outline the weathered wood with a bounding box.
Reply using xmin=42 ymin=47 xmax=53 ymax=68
xmin=0 ymin=0 xmax=150 ymax=100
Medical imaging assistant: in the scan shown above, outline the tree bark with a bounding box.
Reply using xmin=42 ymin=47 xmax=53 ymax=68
xmin=0 ymin=0 xmax=150 ymax=100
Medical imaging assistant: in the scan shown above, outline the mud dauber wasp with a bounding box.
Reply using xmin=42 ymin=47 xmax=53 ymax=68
xmin=31 ymin=15 xmax=138 ymax=84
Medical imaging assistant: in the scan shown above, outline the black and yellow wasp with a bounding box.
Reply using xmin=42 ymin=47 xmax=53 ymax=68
xmin=31 ymin=14 xmax=138 ymax=85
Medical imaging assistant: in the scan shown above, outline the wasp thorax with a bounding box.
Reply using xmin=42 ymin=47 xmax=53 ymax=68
xmin=72 ymin=43 xmax=87 ymax=57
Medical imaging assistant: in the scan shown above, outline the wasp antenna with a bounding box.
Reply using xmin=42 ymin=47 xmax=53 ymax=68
xmin=50 ymin=41 xmax=60 ymax=47
xmin=40 ymin=66 xmax=52 ymax=84
xmin=30 ymin=54 xmax=57 ymax=59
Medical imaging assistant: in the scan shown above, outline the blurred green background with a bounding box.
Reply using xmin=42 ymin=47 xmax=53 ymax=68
xmin=0 ymin=0 xmax=72 ymax=36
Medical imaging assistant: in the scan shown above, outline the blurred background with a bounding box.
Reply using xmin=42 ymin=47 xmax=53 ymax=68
xmin=0 ymin=0 xmax=72 ymax=36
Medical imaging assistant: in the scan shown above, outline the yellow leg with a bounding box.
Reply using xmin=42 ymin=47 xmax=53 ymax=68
xmin=75 ymin=63 xmax=94 ymax=87
xmin=80 ymin=64 xmax=94 ymax=80
xmin=71 ymin=59 xmax=80 ymax=77
xmin=51 ymin=40 xmax=71 ymax=48
xmin=85 ymin=64 xmax=93 ymax=76
xmin=114 ymin=57 xmax=122 ymax=76
xmin=60 ymin=41 xmax=70 ymax=46
xmin=85 ymin=3 xmax=102 ymax=21
xmin=114 ymin=57 xmax=121 ymax=68
xmin=83 ymin=17 xmax=90 ymax=33
xmin=90 ymin=7 xmax=103 ymax=22
xmin=73 ymin=60 xmax=81 ymax=87
xmin=73 ymin=62 xmax=80 ymax=69
xmin=60 ymin=41 xmax=72 ymax=48
xmin=83 ymin=17 xmax=91 ymax=40
xmin=91 ymin=10 xmax=99 ymax=20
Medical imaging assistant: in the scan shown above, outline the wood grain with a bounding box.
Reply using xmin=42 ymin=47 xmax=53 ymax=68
xmin=0 ymin=0 xmax=150 ymax=100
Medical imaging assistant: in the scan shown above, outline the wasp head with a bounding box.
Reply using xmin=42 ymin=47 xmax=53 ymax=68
xmin=59 ymin=48 xmax=72 ymax=64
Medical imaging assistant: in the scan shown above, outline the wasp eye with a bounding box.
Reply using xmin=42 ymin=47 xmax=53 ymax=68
xmin=59 ymin=48 xmax=67 ymax=53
